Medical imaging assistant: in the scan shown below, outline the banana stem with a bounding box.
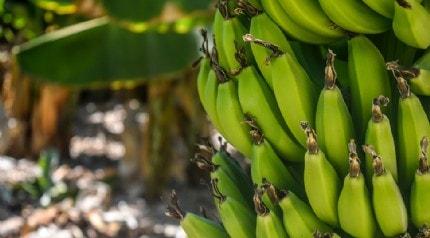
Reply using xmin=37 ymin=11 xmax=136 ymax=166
xmin=253 ymin=189 xmax=269 ymax=216
xmin=165 ymin=190 xmax=185 ymax=220
xmin=324 ymin=49 xmax=337 ymax=90
xmin=300 ymin=121 xmax=319 ymax=154
xmin=242 ymin=34 xmax=284 ymax=65
xmin=371 ymin=95 xmax=390 ymax=123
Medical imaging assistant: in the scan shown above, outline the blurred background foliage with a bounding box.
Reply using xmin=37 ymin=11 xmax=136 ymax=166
xmin=0 ymin=0 xmax=214 ymax=197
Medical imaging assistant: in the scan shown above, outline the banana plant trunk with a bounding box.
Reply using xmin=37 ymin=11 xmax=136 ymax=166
xmin=141 ymin=80 xmax=176 ymax=198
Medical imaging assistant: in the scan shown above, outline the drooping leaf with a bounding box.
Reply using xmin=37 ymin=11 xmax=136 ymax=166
xmin=14 ymin=17 xmax=200 ymax=86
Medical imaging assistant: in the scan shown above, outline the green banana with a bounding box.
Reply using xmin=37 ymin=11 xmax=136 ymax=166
xmin=270 ymin=51 xmax=318 ymax=147
xmin=410 ymin=137 xmax=430 ymax=228
xmin=243 ymin=35 xmax=320 ymax=146
xmin=197 ymin=57 xmax=211 ymax=107
xmin=213 ymin=9 xmax=229 ymax=70
xmin=302 ymin=122 xmax=341 ymax=227
xmin=409 ymin=69 xmax=430 ymax=96
xmin=194 ymin=144 xmax=253 ymax=208
xmin=211 ymin=141 xmax=254 ymax=200
xmin=393 ymin=0 xmax=430 ymax=49
xmin=212 ymin=179 xmax=257 ymax=238
xmin=222 ymin=16 xmax=252 ymax=73
xmin=264 ymin=184 xmax=332 ymax=237
xmin=362 ymin=0 xmax=424 ymax=18
xmin=237 ymin=66 xmax=305 ymax=161
xmin=195 ymin=158 xmax=252 ymax=209
xmin=348 ymin=35 xmax=392 ymax=135
xmin=180 ymin=213 xmax=228 ymax=238
xmin=276 ymin=0 xmax=345 ymax=39
xmin=243 ymin=33 xmax=321 ymax=146
xmin=254 ymin=189 xmax=288 ymax=238
xmin=249 ymin=125 xmax=305 ymax=198
xmin=319 ymin=0 xmax=391 ymax=33
xmin=363 ymin=145 xmax=408 ymax=236
xmin=402 ymin=51 xmax=430 ymax=96
xmin=203 ymin=70 xmax=224 ymax=134
xmin=260 ymin=0 xmax=338 ymax=44
xmin=392 ymin=74 xmax=430 ymax=189
xmin=216 ymin=78 xmax=254 ymax=157
xmin=316 ymin=50 xmax=355 ymax=177
xmin=290 ymin=42 xmax=326 ymax=89
xmin=362 ymin=0 xmax=395 ymax=18
xmin=338 ymin=140 xmax=377 ymax=238
xmin=365 ymin=96 xmax=398 ymax=182
xmin=248 ymin=13 xmax=295 ymax=88
xmin=166 ymin=191 xmax=229 ymax=238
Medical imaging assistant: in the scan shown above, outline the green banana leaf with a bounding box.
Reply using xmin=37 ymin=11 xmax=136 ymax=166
xmin=100 ymin=0 xmax=167 ymax=23
xmin=14 ymin=17 xmax=200 ymax=86
xmin=172 ymin=0 xmax=212 ymax=12
xmin=101 ymin=0 xmax=212 ymax=23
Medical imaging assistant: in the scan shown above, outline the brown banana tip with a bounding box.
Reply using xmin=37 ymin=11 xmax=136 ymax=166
xmin=192 ymin=144 xmax=218 ymax=172
xmin=301 ymin=121 xmax=319 ymax=154
xmin=348 ymin=139 xmax=357 ymax=155
xmin=417 ymin=225 xmax=430 ymax=238
xmin=199 ymin=29 xmax=210 ymax=58
xmin=210 ymin=178 xmax=226 ymax=203
xmin=244 ymin=116 xmax=264 ymax=145
xmin=235 ymin=0 xmax=262 ymax=17
xmin=348 ymin=156 xmax=361 ymax=178
xmin=261 ymin=178 xmax=284 ymax=203
xmin=217 ymin=136 xmax=230 ymax=154
xmin=396 ymin=0 xmax=411 ymax=8
xmin=396 ymin=77 xmax=411 ymax=99
xmin=165 ymin=190 xmax=185 ymax=220
xmin=199 ymin=206 xmax=209 ymax=219
xmin=324 ymin=49 xmax=337 ymax=90
xmin=372 ymin=157 xmax=385 ymax=176
xmin=348 ymin=139 xmax=361 ymax=177
xmin=386 ymin=61 xmax=412 ymax=98
xmin=371 ymin=95 xmax=389 ymax=122
xmin=362 ymin=144 xmax=376 ymax=157
xmin=216 ymin=0 xmax=233 ymax=19
xmin=419 ymin=137 xmax=430 ymax=174
xmin=253 ymin=188 xmax=269 ymax=216
xmin=242 ymin=33 xmax=284 ymax=64
xmin=313 ymin=230 xmax=336 ymax=238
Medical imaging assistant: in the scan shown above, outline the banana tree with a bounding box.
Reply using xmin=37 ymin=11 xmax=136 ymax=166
xmin=9 ymin=0 xmax=213 ymax=197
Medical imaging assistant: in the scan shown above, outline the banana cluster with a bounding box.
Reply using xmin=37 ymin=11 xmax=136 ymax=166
xmin=167 ymin=0 xmax=430 ymax=237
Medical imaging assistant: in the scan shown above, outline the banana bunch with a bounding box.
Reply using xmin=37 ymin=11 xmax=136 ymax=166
xmin=167 ymin=0 xmax=430 ymax=236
